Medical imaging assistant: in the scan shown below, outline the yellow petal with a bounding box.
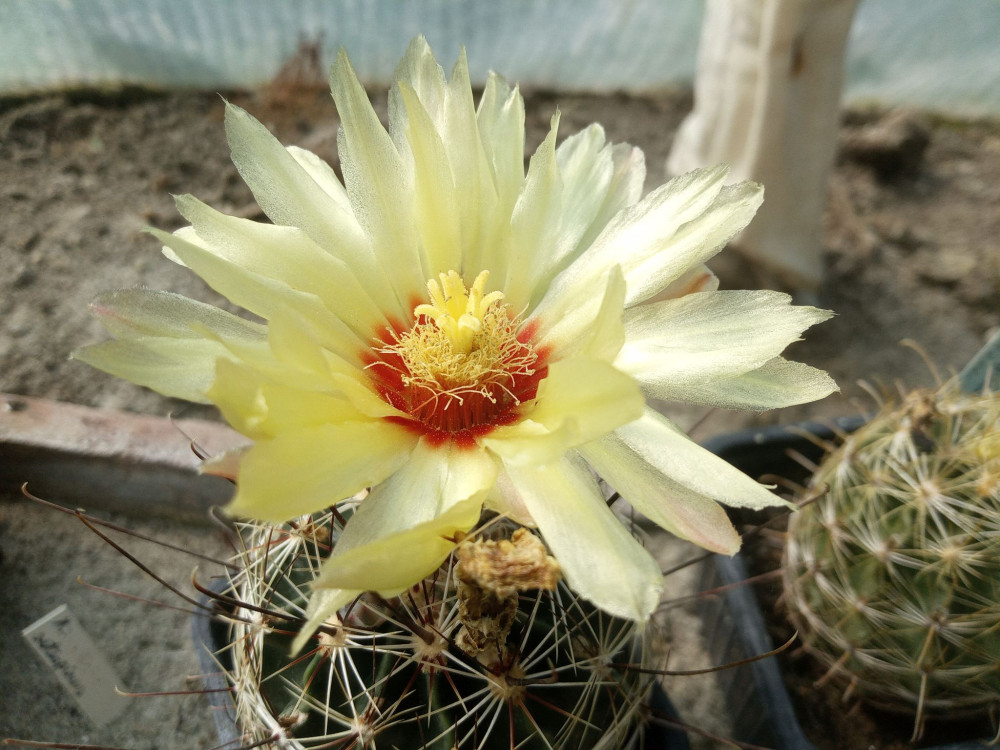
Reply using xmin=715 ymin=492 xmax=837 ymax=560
xmin=173 ymin=194 xmax=394 ymax=334
xmin=72 ymin=337 xmax=227 ymax=404
xmin=333 ymin=439 xmax=497 ymax=552
xmin=483 ymin=355 xmax=643 ymax=466
xmin=152 ymin=227 xmax=365 ymax=364
xmin=606 ymin=408 xmax=791 ymax=511
xmin=503 ymin=112 xmax=564 ymax=313
xmin=397 ymin=81 xmax=462 ymax=276
xmin=504 ymin=456 xmax=663 ymax=622
xmin=290 ymin=588 xmax=359 ymax=655
xmin=223 ymin=101 xmax=371 ymax=271
xmin=313 ymin=497 xmax=481 ymax=593
xmin=208 ymin=358 xmax=360 ymax=440
xmin=330 ymin=47 xmax=424 ymax=305
xmin=225 ymin=421 xmax=416 ymax=522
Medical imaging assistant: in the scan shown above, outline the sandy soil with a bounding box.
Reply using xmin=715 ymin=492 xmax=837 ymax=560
xmin=1 ymin=82 xmax=998 ymax=749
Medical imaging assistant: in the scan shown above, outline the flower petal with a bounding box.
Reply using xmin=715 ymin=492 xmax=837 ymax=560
xmin=536 ymin=166 xmax=762 ymax=316
xmin=579 ymin=436 xmax=741 ymax=555
xmin=603 ymin=408 xmax=792 ymax=511
xmin=313 ymin=497 xmax=482 ymax=594
xmin=73 ymin=289 xmax=267 ymax=402
xmin=330 ymin=47 xmax=425 ymax=305
xmin=574 ymin=142 xmax=646 ymax=253
xmin=504 ymin=456 xmax=663 ymax=622
xmin=337 ymin=438 xmax=498 ymax=547
xmin=172 ymin=194 xmax=393 ymax=335
xmin=152 ymin=227 xmax=365 ymax=362
xmin=396 ymin=81 xmax=462 ymax=276
xmin=285 ymin=145 xmax=353 ymax=211
xmin=200 ymin=445 xmax=247 ymax=481
xmin=476 ymin=71 xmax=524 ymax=221
xmin=225 ymin=421 xmax=417 ymax=522
xmin=440 ymin=49 xmax=498 ymax=267
xmin=503 ymin=113 xmax=565 ymax=312
xmin=223 ymin=102 xmax=372 ymax=273
xmin=85 ymin=287 xmax=266 ymax=341
xmin=617 ymin=290 xmax=834 ymax=387
xmin=482 ymin=355 xmax=643 ymax=466
xmin=529 ymin=263 xmax=627 ymax=360
xmin=646 ymin=356 xmax=839 ymax=411
xmin=305 ymin=440 xmax=496 ymax=643
xmin=73 ymin=338 xmax=227 ymax=404
xmin=208 ymin=357 xmax=360 ymax=440
xmin=555 ymin=124 xmax=615 ymax=253
xmin=292 ymin=588 xmax=358 ymax=655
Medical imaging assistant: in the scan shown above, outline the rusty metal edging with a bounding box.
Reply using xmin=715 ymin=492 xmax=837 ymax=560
xmin=0 ymin=392 xmax=246 ymax=523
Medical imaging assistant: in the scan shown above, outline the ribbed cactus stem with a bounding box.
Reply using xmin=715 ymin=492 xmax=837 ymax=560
xmin=782 ymin=381 xmax=1000 ymax=740
xmin=220 ymin=504 xmax=659 ymax=749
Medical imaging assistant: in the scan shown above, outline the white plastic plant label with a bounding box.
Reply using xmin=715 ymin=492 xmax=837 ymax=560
xmin=22 ymin=604 xmax=128 ymax=726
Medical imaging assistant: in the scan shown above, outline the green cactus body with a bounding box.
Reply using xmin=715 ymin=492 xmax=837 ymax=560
xmin=220 ymin=506 xmax=658 ymax=749
xmin=782 ymin=385 xmax=1000 ymax=728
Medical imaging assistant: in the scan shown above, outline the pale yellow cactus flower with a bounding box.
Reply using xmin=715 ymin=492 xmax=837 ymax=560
xmin=75 ymin=37 xmax=835 ymax=635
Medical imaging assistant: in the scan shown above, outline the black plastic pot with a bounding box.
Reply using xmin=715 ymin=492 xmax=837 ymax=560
xmin=191 ymin=578 xmax=690 ymax=749
xmin=700 ymin=418 xmax=994 ymax=750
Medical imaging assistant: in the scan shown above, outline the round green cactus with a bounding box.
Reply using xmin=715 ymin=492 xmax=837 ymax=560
xmin=218 ymin=505 xmax=661 ymax=749
xmin=782 ymin=383 xmax=1000 ymax=734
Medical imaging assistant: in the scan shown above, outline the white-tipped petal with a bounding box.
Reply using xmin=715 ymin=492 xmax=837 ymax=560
xmin=648 ymin=357 xmax=839 ymax=411
xmin=617 ymin=290 xmax=834 ymax=387
xmin=579 ymin=436 xmax=741 ymax=555
xmin=608 ymin=408 xmax=792 ymax=511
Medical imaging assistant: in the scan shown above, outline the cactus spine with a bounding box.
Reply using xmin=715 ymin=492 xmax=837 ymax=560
xmin=218 ymin=501 xmax=660 ymax=749
xmin=782 ymin=381 xmax=1000 ymax=736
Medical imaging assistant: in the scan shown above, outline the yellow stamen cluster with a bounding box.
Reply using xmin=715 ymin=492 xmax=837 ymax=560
xmin=385 ymin=270 xmax=536 ymax=412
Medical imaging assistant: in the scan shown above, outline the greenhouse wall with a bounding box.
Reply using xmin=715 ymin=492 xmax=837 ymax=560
xmin=1 ymin=0 xmax=998 ymax=115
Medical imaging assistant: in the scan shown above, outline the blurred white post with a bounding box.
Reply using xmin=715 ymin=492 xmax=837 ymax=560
xmin=667 ymin=0 xmax=859 ymax=292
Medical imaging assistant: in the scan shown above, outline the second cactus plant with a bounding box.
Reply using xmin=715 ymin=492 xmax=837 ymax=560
xmin=782 ymin=380 xmax=1000 ymax=740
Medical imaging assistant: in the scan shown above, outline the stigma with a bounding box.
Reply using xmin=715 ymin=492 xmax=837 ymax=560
xmin=414 ymin=271 xmax=505 ymax=356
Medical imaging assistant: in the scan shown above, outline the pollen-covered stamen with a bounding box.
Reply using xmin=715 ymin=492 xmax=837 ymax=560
xmin=365 ymin=270 xmax=546 ymax=441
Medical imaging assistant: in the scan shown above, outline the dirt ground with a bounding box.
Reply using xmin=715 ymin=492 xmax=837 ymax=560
xmin=1 ymin=82 xmax=998 ymax=749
